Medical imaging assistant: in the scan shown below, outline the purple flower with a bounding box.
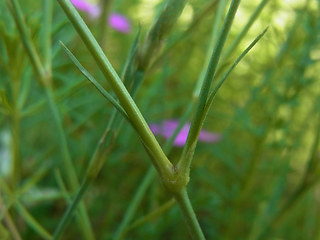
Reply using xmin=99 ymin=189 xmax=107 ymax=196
xmin=150 ymin=120 xmax=221 ymax=147
xmin=70 ymin=0 xmax=101 ymax=18
xmin=108 ymin=13 xmax=131 ymax=34
xmin=70 ymin=1 xmax=131 ymax=33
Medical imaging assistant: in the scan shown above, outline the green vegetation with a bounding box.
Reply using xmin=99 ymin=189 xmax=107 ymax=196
xmin=0 ymin=0 xmax=319 ymax=239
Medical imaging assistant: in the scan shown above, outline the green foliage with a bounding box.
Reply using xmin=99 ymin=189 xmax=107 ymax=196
xmin=0 ymin=0 xmax=319 ymax=239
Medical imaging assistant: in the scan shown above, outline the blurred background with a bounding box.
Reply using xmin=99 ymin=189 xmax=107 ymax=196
xmin=0 ymin=0 xmax=320 ymax=239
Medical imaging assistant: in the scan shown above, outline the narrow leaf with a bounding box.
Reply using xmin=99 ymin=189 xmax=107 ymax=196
xmin=178 ymin=0 xmax=242 ymax=176
xmin=60 ymin=41 xmax=128 ymax=120
xmin=205 ymin=27 xmax=269 ymax=115
xmin=223 ymin=0 xmax=270 ymax=60
xmin=57 ymin=0 xmax=173 ymax=177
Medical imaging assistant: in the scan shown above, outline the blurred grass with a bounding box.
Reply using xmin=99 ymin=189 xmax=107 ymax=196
xmin=0 ymin=0 xmax=320 ymax=239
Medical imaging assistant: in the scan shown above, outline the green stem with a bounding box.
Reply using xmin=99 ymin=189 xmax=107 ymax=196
xmin=98 ymin=0 xmax=111 ymax=47
xmin=44 ymin=87 xmax=78 ymax=189
xmin=0 ymin=191 xmax=22 ymax=240
xmin=178 ymin=0 xmax=241 ymax=179
xmin=173 ymin=189 xmax=206 ymax=240
xmin=53 ymin=180 xmax=91 ymax=240
xmin=113 ymin=103 xmax=195 ymax=239
xmin=205 ymin=27 xmax=269 ymax=114
xmin=222 ymin=0 xmax=270 ymax=60
xmin=55 ymin=2 xmax=189 ymax=226
xmin=138 ymin=0 xmax=187 ymax=71
xmin=45 ymin=87 xmax=95 ymax=240
xmin=113 ymin=169 xmax=156 ymax=240
xmin=52 ymin=103 xmax=124 ymax=239
xmin=15 ymin=163 xmax=52 ymax=203
xmin=0 ymin=177 xmax=52 ymax=240
xmin=149 ymin=0 xmax=219 ymax=73
xmin=11 ymin=89 xmax=20 ymax=188
xmin=126 ymin=198 xmax=176 ymax=232
xmin=52 ymin=52 xmax=143 ymax=239
xmin=41 ymin=0 xmax=53 ymax=74
xmin=193 ymin=0 xmax=228 ymax=99
xmin=54 ymin=171 xmax=96 ymax=240
xmin=7 ymin=0 xmax=95 ymax=237
xmin=7 ymin=0 xmax=45 ymax=84
xmin=57 ymin=0 xmax=173 ymax=179
xmin=15 ymin=202 xmax=52 ymax=240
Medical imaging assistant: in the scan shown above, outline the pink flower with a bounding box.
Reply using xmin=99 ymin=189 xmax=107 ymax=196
xmin=150 ymin=120 xmax=221 ymax=147
xmin=70 ymin=1 xmax=131 ymax=33
xmin=108 ymin=13 xmax=131 ymax=34
xmin=70 ymin=0 xmax=101 ymax=18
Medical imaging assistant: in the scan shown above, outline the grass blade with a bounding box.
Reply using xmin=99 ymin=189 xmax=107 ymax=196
xmin=205 ymin=27 xmax=269 ymax=115
xmin=138 ymin=0 xmax=187 ymax=71
xmin=113 ymin=103 xmax=195 ymax=239
xmin=178 ymin=0 xmax=242 ymax=178
xmin=60 ymin=41 xmax=128 ymax=120
xmin=223 ymin=0 xmax=270 ymax=60
xmin=6 ymin=0 xmax=45 ymax=83
xmin=126 ymin=199 xmax=176 ymax=232
xmin=57 ymin=0 xmax=173 ymax=179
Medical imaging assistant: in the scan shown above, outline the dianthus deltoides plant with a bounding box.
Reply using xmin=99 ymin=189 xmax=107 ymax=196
xmin=1 ymin=0 xmax=320 ymax=239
